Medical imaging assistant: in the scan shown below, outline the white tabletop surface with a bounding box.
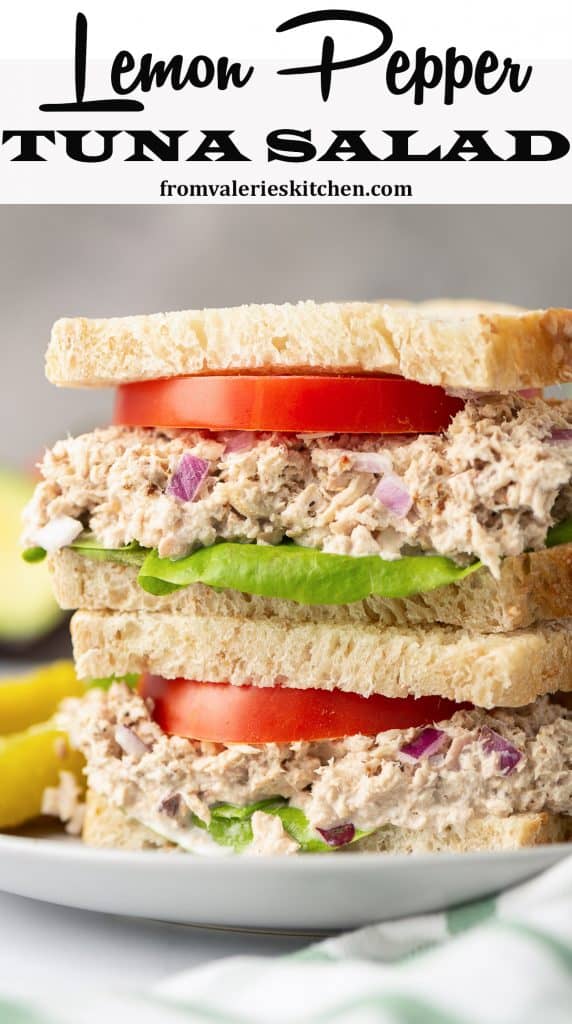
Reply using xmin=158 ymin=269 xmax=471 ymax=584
xmin=0 ymin=888 xmax=310 ymax=999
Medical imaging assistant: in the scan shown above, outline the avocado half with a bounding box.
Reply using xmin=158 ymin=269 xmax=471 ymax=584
xmin=0 ymin=467 xmax=63 ymax=646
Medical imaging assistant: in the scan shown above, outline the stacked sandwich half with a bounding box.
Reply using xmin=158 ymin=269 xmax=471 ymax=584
xmin=24 ymin=299 xmax=572 ymax=855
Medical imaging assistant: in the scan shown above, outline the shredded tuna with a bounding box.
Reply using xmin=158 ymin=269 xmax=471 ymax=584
xmin=23 ymin=397 xmax=572 ymax=575
xmin=249 ymin=812 xmax=298 ymax=856
xmin=41 ymin=770 xmax=85 ymax=835
xmin=59 ymin=685 xmax=572 ymax=848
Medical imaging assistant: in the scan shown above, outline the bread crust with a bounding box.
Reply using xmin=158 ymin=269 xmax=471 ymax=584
xmin=46 ymin=299 xmax=572 ymax=391
xmin=83 ymin=790 xmax=174 ymax=850
xmin=82 ymin=790 xmax=571 ymax=854
xmin=70 ymin=609 xmax=572 ymax=708
xmin=352 ymin=813 xmax=572 ymax=854
xmin=49 ymin=543 xmax=572 ymax=633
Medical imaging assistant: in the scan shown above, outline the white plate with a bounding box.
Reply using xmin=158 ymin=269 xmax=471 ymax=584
xmin=0 ymin=832 xmax=569 ymax=930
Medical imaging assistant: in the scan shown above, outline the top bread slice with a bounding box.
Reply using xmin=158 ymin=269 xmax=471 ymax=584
xmin=46 ymin=299 xmax=572 ymax=391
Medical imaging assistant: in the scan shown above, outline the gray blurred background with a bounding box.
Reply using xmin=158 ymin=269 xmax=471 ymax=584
xmin=1 ymin=204 xmax=572 ymax=466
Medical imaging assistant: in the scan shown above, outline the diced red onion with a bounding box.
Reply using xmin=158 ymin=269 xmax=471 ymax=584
xmin=398 ymin=727 xmax=448 ymax=765
xmin=167 ymin=454 xmax=209 ymax=502
xmin=519 ymin=388 xmax=542 ymax=399
xmin=29 ymin=515 xmax=83 ymax=553
xmin=481 ymin=727 xmax=522 ymax=775
xmin=220 ymin=431 xmax=256 ymax=455
xmin=114 ymin=725 xmax=149 ymax=758
xmin=351 ymin=452 xmax=392 ymax=474
xmin=548 ymin=428 xmax=572 ymax=444
xmin=158 ymin=793 xmax=182 ymax=817
xmin=374 ymin=474 xmax=412 ymax=517
xmin=317 ymin=823 xmax=356 ymax=847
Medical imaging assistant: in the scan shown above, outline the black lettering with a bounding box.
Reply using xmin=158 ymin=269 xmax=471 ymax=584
xmin=385 ymin=51 xmax=411 ymax=93
xmin=277 ymin=10 xmax=393 ymax=101
xmin=383 ymin=38 xmax=531 ymax=106
xmin=116 ymin=54 xmax=216 ymax=92
xmin=111 ymin=52 xmax=253 ymax=94
xmin=267 ymin=129 xmax=316 ymax=162
xmin=2 ymin=131 xmax=56 ymax=161
xmin=318 ymin=130 xmax=379 ymax=161
xmin=411 ymin=48 xmax=443 ymax=105
xmin=473 ymin=51 xmax=501 ymax=94
xmin=508 ymin=60 xmax=533 ymax=93
xmin=289 ymin=180 xmax=305 ymax=198
xmin=58 ymin=130 xmax=119 ymax=162
xmin=192 ymin=57 xmax=215 ymax=88
xmin=110 ymin=51 xmax=138 ymax=93
xmin=443 ymin=48 xmax=473 ymax=105
xmin=507 ymin=130 xmax=570 ymax=161
xmin=40 ymin=14 xmax=143 ymax=112
xmin=384 ymin=130 xmax=441 ymax=160
xmin=187 ymin=130 xmax=249 ymax=161
xmin=442 ymin=131 xmax=502 ymax=161
xmin=473 ymin=56 xmax=533 ymax=97
xmin=125 ymin=130 xmax=186 ymax=161
xmin=41 ymin=13 xmax=253 ymax=112
xmin=387 ymin=49 xmax=445 ymax=105
xmin=216 ymin=57 xmax=254 ymax=90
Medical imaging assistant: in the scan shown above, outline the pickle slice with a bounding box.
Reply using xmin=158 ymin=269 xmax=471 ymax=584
xmin=0 ymin=661 xmax=83 ymax=734
xmin=0 ymin=723 xmax=84 ymax=829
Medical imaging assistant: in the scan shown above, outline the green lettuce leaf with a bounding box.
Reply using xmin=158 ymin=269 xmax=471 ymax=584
xmin=137 ymin=543 xmax=482 ymax=604
xmin=23 ymin=516 xmax=572 ymax=606
xmin=23 ymin=536 xmax=146 ymax=566
xmin=22 ymin=546 xmax=47 ymax=563
xmin=84 ymin=673 xmax=140 ymax=692
xmin=546 ymin=518 xmax=572 ymax=548
xmin=194 ymin=799 xmax=370 ymax=853
xmin=70 ymin=535 xmax=147 ymax=567
xmin=205 ymin=798 xmax=289 ymax=852
xmin=270 ymin=806 xmax=370 ymax=852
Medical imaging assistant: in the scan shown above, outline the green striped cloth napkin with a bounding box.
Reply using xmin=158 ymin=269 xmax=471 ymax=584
xmin=3 ymin=854 xmax=572 ymax=1024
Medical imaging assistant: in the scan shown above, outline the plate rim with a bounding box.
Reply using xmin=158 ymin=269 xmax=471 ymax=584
xmin=1 ymin=832 xmax=569 ymax=930
xmin=0 ymin=831 xmax=569 ymax=872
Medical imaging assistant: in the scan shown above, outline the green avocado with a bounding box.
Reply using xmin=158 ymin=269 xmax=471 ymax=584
xmin=0 ymin=468 xmax=63 ymax=645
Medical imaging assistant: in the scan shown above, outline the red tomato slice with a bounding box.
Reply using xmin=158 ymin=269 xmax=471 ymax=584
xmin=114 ymin=376 xmax=463 ymax=435
xmin=139 ymin=675 xmax=466 ymax=743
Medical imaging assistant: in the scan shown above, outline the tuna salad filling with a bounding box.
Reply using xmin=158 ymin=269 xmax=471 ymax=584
xmin=59 ymin=684 xmax=572 ymax=855
xmin=23 ymin=396 xmax=572 ymax=578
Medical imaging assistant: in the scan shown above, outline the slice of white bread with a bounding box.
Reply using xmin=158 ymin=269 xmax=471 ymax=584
xmin=46 ymin=299 xmax=572 ymax=391
xmin=83 ymin=791 xmax=174 ymax=851
xmin=50 ymin=543 xmax=572 ymax=633
xmin=353 ymin=813 xmax=572 ymax=854
xmin=70 ymin=610 xmax=572 ymax=708
xmin=82 ymin=790 xmax=571 ymax=854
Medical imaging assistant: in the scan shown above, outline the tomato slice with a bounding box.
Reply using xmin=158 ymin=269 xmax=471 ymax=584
xmin=114 ymin=376 xmax=463 ymax=435
xmin=139 ymin=675 xmax=466 ymax=743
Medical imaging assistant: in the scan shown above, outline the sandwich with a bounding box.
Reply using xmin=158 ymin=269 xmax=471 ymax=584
xmin=23 ymin=298 xmax=572 ymax=855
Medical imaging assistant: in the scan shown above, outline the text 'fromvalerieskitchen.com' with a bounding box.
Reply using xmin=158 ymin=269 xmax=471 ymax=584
xmin=157 ymin=178 xmax=414 ymax=201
